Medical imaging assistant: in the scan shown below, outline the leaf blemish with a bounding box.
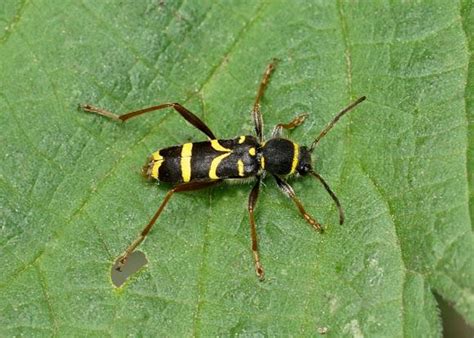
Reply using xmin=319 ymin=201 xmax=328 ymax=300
xmin=111 ymin=251 xmax=148 ymax=288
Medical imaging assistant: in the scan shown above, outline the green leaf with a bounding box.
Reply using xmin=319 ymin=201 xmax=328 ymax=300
xmin=1 ymin=0 xmax=473 ymax=336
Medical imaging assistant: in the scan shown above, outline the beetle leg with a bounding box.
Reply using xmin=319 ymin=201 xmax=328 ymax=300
xmin=81 ymin=102 xmax=216 ymax=139
xmin=273 ymin=175 xmax=323 ymax=232
xmin=271 ymin=112 xmax=309 ymax=138
xmin=252 ymin=60 xmax=277 ymax=142
xmin=115 ymin=180 xmax=222 ymax=271
xmin=248 ymin=176 xmax=265 ymax=280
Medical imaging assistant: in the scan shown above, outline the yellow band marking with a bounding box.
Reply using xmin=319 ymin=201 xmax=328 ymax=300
xmin=238 ymin=135 xmax=246 ymax=144
xmin=260 ymin=156 xmax=265 ymax=169
xmin=151 ymin=160 xmax=163 ymax=179
xmin=211 ymin=139 xmax=231 ymax=152
xmin=151 ymin=151 xmax=163 ymax=161
xmin=237 ymin=160 xmax=245 ymax=177
xmin=209 ymin=153 xmax=231 ymax=179
xmin=181 ymin=143 xmax=193 ymax=182
xmin=151 ymin=151 xmax=163 ymax=179
xmin=248 ymin=147 xmax=256 ymax=156
xmin=290 ymin=143 xmax=299 ymax=174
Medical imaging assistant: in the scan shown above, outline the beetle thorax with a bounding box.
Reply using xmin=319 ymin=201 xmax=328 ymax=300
xmin=261 ymin=138 xmax=312 ymax=176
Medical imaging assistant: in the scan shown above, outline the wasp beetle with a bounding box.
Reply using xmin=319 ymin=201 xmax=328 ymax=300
xmin=81 ymin=62 xmax=366 ymax=280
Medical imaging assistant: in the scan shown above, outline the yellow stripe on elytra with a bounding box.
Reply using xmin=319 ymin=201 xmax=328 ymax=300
xmin=151 ymin=160 xmax=163 ymax=179
xmin=181 ymin=143 xmax=193 ymax=182
xmin=209 ymin=153 xmax=231 ymax=179
xmin=260 ymin=156 xmax=265 ymax=169
xmin=211 ymin=139 xmax=231 ymax=152
xmin=238 ymin=135 xmax=246 ymax=144
xmin=151 ymin=150 xmax=163 ymax=161
xmin=237 ymin=160 xmax=245 ymax=177
xmin=151 ymin=151 xmax=163 ymax=179
xmin=290 ymin=142 xmax=299 ymax=174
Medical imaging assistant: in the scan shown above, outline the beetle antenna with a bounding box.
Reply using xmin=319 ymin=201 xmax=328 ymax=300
xmin=309 ymin=96 xmax=366 ymax=152
xmin=310 ymin=171 xmax=344 ymax=225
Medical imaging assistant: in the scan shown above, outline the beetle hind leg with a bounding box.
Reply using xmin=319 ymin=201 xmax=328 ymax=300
xmin=80 ymin=102 xmax=216 ymax=139
xmin=115 ymin=180 xmax=222 ymax=271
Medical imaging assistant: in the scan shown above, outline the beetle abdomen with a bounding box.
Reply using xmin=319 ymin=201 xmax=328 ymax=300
xmin=144 ymin=135 xmax=261 ymax=184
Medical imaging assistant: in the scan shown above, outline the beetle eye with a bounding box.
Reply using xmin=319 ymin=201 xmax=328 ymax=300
xmin=298 ymin=163 xmax=312 ymax=175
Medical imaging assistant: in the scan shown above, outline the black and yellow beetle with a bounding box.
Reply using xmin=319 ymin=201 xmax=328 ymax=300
xmin=81 ymin=62 xmax=366 ymax=280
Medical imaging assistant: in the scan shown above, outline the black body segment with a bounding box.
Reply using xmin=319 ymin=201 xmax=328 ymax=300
xmin=145 ymin=135 xmax=261 ymax=184
xmin=261 ymin=138 xmax=298 ymax=175
xmin=214 ymin=136 xmax=260 ymax=179
xmin=154 ymin=146 xmax=182 ymax=183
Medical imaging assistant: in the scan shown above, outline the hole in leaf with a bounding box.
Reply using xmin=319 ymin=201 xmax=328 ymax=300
xmin=111 ymin=251 xmax=148 ymax=287
xmin=435 ymin=293 xmax=474 ymax=338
